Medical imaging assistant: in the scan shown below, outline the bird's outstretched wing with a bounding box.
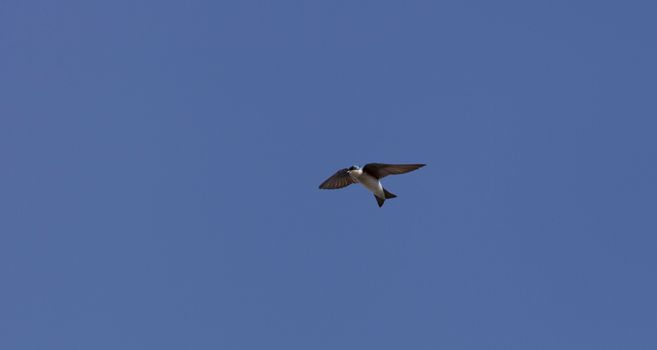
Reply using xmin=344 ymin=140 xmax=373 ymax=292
xmin=362 ymin=163 xmax=426 ymax=179
xmin=318 ymin=168 xmax=358 ymax=189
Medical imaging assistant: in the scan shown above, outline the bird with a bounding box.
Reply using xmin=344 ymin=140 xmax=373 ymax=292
xmin=319 ymin=163 xmax=426 ymax=207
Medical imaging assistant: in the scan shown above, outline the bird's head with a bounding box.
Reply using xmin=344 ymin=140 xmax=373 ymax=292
xmin=346 ymin=165 xmax=361 ymax=177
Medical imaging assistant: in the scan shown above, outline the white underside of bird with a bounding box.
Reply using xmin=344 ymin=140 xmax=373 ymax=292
xmin=347 ymin=168 xmax=385 ymax=198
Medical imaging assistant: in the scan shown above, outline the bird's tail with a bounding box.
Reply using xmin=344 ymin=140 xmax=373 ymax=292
xmin=383 ymin=188 xmax=397 ymax=199
xmin=375 ymin=188 xmax=397 ymax=207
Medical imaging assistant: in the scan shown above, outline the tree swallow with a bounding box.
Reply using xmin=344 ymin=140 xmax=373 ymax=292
xmin=319 ymin=163 xmax=426 ymax=207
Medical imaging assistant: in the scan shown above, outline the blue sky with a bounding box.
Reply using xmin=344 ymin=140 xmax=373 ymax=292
xmin=2 ymin=0 xmax=656 ymax=349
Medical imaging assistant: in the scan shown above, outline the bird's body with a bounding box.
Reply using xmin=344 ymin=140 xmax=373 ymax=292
xmin=319 ymin=163 xmax=425 ymax=207
xmin=348 ymin=167 xmax=385 ymax=198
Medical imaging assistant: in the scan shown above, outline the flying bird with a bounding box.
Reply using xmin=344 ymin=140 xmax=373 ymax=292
xmin=319 ymin=163 xmax=426 ymax=207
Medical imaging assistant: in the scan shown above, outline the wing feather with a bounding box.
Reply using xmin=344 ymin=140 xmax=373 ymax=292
xmin=318 ymin=168 xmax=357 ymax=189
xmin=362 ymin=163 xmax=426 ymax=179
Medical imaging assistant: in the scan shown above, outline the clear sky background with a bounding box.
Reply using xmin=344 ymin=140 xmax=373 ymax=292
xmin=2 ymin=1 xmax=656 ymax=349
